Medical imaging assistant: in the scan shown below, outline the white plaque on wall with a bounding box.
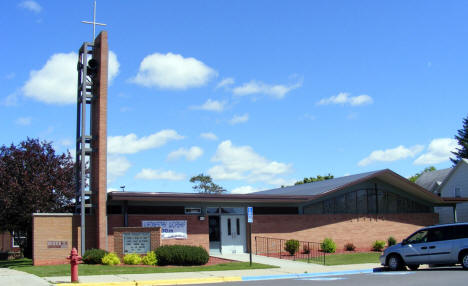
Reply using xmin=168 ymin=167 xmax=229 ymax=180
xmin=141 ymin=220 xmax=187 ymax=239
xmin=123 ymin=232 xmax=150 ymax=254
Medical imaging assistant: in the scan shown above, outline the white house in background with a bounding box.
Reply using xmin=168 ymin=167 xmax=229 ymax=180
xmin=416 ymin=158 xmax=468 ymax=224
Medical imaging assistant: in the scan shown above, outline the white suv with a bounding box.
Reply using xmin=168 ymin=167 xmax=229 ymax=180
xmin=380 ymin=223 xmax=468 ymax=270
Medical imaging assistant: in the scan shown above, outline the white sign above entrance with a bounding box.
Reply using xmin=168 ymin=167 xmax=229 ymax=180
xmin=142 ymin=220 xmax=187 ymax=239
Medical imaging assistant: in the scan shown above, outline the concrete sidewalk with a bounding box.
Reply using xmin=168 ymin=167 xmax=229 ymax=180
xmin=0 ymin=268 xmax=51 ymax=286
xmin=45 ymin=254 xmax=382 ymax=286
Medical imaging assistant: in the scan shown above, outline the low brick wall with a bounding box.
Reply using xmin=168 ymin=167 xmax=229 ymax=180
xmin=113 ymin=227 xmax=161 ymax=258
xmin=251 ymin=213 xmax=438 ymax=252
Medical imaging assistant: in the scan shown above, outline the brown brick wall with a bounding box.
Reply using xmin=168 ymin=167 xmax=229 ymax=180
xmin=251 ymin=213 xmax=438 ymax=251
xmin=113 ymin=227 xmax=161 ymax=258
xmin=32 ymin=214 xmax=78 ymax=266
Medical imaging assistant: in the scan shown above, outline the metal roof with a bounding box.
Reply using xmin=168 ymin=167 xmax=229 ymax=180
xmin=253 ymin=170 xmax=383 ymax=196
xmin=415 ymin=168 xmax=451 ymax=192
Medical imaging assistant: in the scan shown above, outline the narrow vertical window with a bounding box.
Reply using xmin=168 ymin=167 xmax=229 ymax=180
xmin=236 ymin=218 xmax=240 ymax=235
xmin=455 ymin=187 xmax=461 ymax=198
xmin=227 ymin=218 xmax=231 ymax=235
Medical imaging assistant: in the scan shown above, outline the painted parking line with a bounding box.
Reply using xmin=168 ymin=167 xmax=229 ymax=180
xmin=298 ymin=277 xmax=347 ymax=281
xmin=241 ymin=269 xmax=376 ymax=281
xmin=372 ymin=272 xmax=413 ymax=275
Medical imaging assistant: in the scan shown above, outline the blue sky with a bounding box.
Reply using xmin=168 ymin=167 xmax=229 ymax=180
xmin=1 ymin=0 xmax=467 ymax=194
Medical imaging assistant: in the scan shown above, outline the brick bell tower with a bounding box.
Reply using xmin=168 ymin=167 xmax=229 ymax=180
xmin=75 ymin=31 xmax=108 ymax=255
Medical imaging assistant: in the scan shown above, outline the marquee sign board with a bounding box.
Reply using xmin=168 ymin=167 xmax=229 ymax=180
xmin=142 ymin=220 xmax=187 ymax=239
xmin=123 ymin=232 xmax=150 ymax=254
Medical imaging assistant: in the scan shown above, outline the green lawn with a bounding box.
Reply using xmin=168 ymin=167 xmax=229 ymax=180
xmin=1 ymin=258 xmax=276 ymax=277
xmin=301 ymin=252 xmax=381 ymax=266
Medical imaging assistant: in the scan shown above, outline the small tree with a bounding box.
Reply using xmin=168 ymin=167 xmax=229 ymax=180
xmin=294 ymin=174 xmax=334 ymax=185
xmin=189 ymin=173 xmax=225 ymax=194
xmin=0 ymin=138 xmax=75 ymax=257
xmin=284 ymin=239 xmax=300 ymax=255
xmin=451 ymin=114 xmax=468 ymax=165
xmin=409 ymin=166 xmax=436 ymax=183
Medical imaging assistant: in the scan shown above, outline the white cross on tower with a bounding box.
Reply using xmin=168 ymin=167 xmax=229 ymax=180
xmin=81 ymin=1 xmax=107 ymax=42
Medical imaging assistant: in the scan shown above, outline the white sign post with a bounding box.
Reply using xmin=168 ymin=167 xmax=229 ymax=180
xmin=247 ymin=206 xmax=253 ymax=266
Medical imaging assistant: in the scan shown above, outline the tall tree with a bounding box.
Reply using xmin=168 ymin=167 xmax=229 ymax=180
xmin=409 ymin=166 xmax=436 ymax=183
xmin=451 ymin=114 xmax=468 ymax=165
xmin=189 ymin=173 xmax=225 ymax=194
xmin=0 ymin=138 xmax=75 ymax=257
xmin=294 ymin=174 xmax=334 ymax=185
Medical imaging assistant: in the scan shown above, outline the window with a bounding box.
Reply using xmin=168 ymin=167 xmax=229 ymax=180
xmin=184 ymin=208 xmax=201 ymax=214
xmin=428 ymin=228 xmax=445 ymax=242
xmin=12 ymin=232 xmax=26 ymax=248
xmin=227 ymin=219 xmax=231 ymax=235
xmin=407 ymin=230 xmax=428 ymax=244
xmin=207 ymin=207 xmax=220 ymax=214
xmin=221 ymin=207 xmax=244 ymax=214
xmin=236 ymin=218 xmax=240 ymax=235
xmin=455 ymin=187 xmax=461 ymax=198
xmin=357 ymin=190 xmax=367 ymax=214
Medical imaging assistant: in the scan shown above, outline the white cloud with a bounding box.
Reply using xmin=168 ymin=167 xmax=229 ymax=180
xmin=107 ymin=156 xmax=131 ymax=183
xmin=108 ymin=129 xmax=184 ymax=154
xmin=2 ymin=92 xmax=19 ymax=106
xmin=232 ymin=79 xmax=302 ymax=99
xmin=230 ymin=185 xmax=259 ymax=194
xmin=167 ymin=146 xmax=203 ymax=161
xmin=230 ymin=114 xmax=249 ymax=125
xmin=135 ymin=169 xmax=185 ymax=181
xmin=317 ymin=92 xmax=373 ymax=106
xmin=190 ymin=99 xmax=226 ymax=112
xmin=358 ymin=145 xmax=424 ymax=166
xmin=414 ymin=138 xmax=460 ymax=165
xmin=15 ymin=117 xmax=32 ymax=126
xmin=108 ymin=51 xmax=120 ymax=83
xmin=22 ymin=51 xmax=120 ymax=105
xmin=131 ymin=52 xmax=217 ymax=89
xmin=200 ymin=132 xmax=218 ymax=141
xmin=216 ymin=77 xmax=235 ymax=89
xmin=60 ymin=139 xmax=72 ymax=147
xmin=208 ymin=140 xmax=292 ymax=184
xmin=19 ymin=1 xmax=42 ymax=13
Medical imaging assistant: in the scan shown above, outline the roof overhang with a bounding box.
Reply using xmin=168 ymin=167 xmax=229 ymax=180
xmin=108 ymin=192 xmax=314 ymax=204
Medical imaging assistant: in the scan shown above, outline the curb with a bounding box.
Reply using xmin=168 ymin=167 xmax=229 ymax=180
xmin=56 ymin=276 xmax=242 ymax=286
xmin=55 ymin=268 xmax=381 ymax=286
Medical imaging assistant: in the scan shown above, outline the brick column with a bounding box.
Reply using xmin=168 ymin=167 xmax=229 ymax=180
xmin=91 ymin=31 xmax=108 ymax=250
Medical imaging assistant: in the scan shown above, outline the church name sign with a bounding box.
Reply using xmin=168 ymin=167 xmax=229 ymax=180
xmin=142 ymin=220 xmax=187 ymax=239
xmin=123 ymin=232 xmax=151 ymax=254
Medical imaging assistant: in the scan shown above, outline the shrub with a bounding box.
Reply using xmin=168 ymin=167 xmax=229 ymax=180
xmin=344 ymin=242 xmax=356 ymax=251
xmin=123 ymin=253 xmax=142 ymax=265
xmin=102 ymin=252 xmax=120 ymax=266
xmin=284 ymin=239 xmax=300 ymax=255
xmin=320 ymin=238 xmax=336 ymax=253
xmin=302 ymin=245 xmax=310 ymax=254
xmin=142 ymin=251 xmax=158 ymax=266
xmin=83 ymin=249 xmax=108 ymax=264
xmin=372 ymin=240 xmax=386 ymax=252
xmin=155 ymin=245 xmax=209 ymax=266
xmin=387 ymin=236 xmax=397 ymax=246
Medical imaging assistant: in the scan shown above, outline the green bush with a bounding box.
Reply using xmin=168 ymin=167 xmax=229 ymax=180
xmin=372 ymin=240 xmax=386 ymax=252
xmin=123 ymin=253 xmax=142 ymax=265
xmin=387 ymin=236 xmax=397 ymax=246
xmin=102 ymin=252 xmax=120 ymax=265
xmin=142 ymin=251 xmax=158 ymax=266
xmin=83 ymin=249 xmax=108 ymax=264
xmin=155 ymin=245 xmax=209 ymax=266
xmin=284 ymin=239 xmax=300 ymax=255
xmin=320 ymin=238 xmax=336 ymax=253
xmin=344 ymin=242 xmax=356 ymax=251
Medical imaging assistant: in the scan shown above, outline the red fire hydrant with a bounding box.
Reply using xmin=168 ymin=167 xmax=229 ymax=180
xmin=67 ymin=248 xmax=82 ymax=283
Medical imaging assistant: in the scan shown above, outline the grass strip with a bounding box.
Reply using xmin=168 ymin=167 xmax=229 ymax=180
xmin=1 ymin=258 xmax=277 ymax=277
xmin=300 ymin=252 xmax=380 ymax=266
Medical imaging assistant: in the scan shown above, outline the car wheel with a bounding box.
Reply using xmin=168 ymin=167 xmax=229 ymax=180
xmin=387 ymin=254 xmax=403 ymax=271
xmin=407 ymin=264 xmax=419 ymax=271
xmin=462 ymin=252 xmax=468 ymax=270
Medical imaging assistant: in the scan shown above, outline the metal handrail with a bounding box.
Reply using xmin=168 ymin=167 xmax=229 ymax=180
xmin=255 ymin=236 xmax=325 ymax=264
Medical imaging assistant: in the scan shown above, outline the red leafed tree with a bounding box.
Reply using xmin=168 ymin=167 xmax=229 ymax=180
xmin=0 ymin=138 xmax=75 ymax=257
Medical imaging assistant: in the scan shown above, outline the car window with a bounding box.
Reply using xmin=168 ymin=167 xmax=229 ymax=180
xmin=428 ymin=228 xmax=445 ymax=242
xmin=407 ymin=230 xmax=428 ymax=244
